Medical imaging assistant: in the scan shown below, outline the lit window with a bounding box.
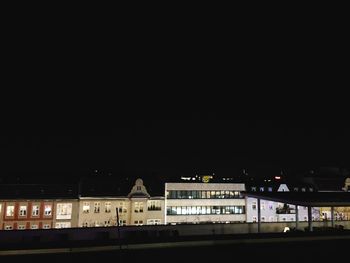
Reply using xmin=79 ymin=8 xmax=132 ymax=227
xmin=134 ymin=220 xmax=143 ymax=226
xmin=5 ymin=225 xmax=13 ymax=230
xmin=19 ymin=205 xmax=27 ymax=216
xmin=118 ymin=202 xmax=127 ymax=213
xmin=18 ymin=225 xmax=25 ymax=230
xmin=118 ymin=220 xmax=126 ymax=226
xmin=94 ymin=202 xmax=100 ymax=213
xmin=252 ymin=202 xmax=257 ymax=210
xmin=56 ymin=203 xmax=72 ymax=219
xmin=147 ymin=219 xmax=161 ymax=225
xmin=32 ymin=205 xmax=40 ymax=216
xmin=6 ymin=205 xmax=14 ymax=217
xmin=252 ymin=216 xmax=257 ymax=222
xmin=134 ymin=202 xmax=144 ymax=213
xmin=55 ymin=222 xmax=71 ymax=229
xmin=176 ymin=207 xmax=181 ymax=214
xmin=31 ymin=224 xmax=38 ymax=229
xmin=147 ymin=200 xmax=161 ymax=211
xmin=43 ymin=224 xmax=51 ymax=229
xmin=83 ymin=202 xmax=90 ymax=213
xmin=259 ymin=187 xmax=264 ymax=192
xmin=44 ymin=205 xmax=52 ymax=216
xmin=105 ymin=202 xmax=111 ymax=213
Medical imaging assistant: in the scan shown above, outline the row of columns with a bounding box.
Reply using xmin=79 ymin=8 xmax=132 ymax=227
xmin=256 ymin=198 xmax=335 ymax=233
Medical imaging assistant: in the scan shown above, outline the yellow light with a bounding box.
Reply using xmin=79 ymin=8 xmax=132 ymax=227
xmin=202 ymin=175 xmax=213 ymax=183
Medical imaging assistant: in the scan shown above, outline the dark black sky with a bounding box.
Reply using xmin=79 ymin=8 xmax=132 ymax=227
xmin=1 ymin=109 xmax=350 ymax=183
xmin=1 ymin=10 xmax=348 ymax=184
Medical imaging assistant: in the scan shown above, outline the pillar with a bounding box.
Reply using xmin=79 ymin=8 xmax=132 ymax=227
xmin=308 ymin=206 xmax=313 ymax=232
xmin=295 ymin=205 xmax=299 ymax=230
xmin=257 ymin=198 xmax=261 ymax=233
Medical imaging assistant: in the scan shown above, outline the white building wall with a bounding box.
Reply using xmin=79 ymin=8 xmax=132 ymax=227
xmin=130 ymin=198 xmax=148 ymax=225
xmin=165 ymin=182 xmax=246 ymax=224
xmin=246 ymin=197 xmax=315 ymax=223
xmin=145 ymin=198 xmax=165 ymax=225
xmin=78 ymin=198 xmax=130 ymax=227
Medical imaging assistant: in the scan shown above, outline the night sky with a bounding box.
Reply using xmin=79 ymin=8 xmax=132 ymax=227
xmin=1 ymin=109 xmax=349 ymax=186
xmin=1 ymin=13 xmax=348 ymax=188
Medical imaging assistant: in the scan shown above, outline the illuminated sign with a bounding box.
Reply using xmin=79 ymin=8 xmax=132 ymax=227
xmin=202 ymin=175 xmax=213 ymax=183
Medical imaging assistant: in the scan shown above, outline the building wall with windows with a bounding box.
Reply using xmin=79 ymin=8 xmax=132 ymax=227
xmin=245 ymin=184 xmax=319 ymax=223
xmin=145 ymin=197 xmax=164 ymax=225
xmin=165 ymin=183 xmax=246 ymax=224
xmin=77 ymin=179 xmax=165 ymax=227
xmin=1 ymin=200 xmax=54 ymax=230
xmin=130 ymin=198 xmax=147 ymax=226
xmin=0 ymin=179 xmax=164 ymax=230
xmin=78 ymin=198 xmax=130 ymax=227
xmin=246 ymin=197 xmax=312 ymax=223
xmin=53 ymin=199 xmax=79 ymax=228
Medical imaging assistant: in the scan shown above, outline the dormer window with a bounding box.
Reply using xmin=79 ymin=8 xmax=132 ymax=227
xmin=294 ymin=187 xmax=298 ymax=192
xmin=268 ymin=187 xmax=273 ymax=192
xmin=137 ymin=186 xmax=141 ymax=191
xmin=301 ymin=188 xmax=306 ymax=192
xmin=309 ymin=188 xmax=313 ymax=192
xmin=251 ymin=187 xmax=257 ymax=192
xmin=259 ymin=187 xmax=264 ymax=192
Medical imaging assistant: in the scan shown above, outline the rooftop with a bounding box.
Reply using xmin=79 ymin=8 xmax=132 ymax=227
xmin=244 ymin=192 xmax=350 ymax=207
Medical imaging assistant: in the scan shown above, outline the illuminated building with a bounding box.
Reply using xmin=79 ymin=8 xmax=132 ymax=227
xmin=245 ymin=182 xmax=316 ymax=223
xmin=78 ymin=178 xmax=164 ymax=227
xmin=0 ymin=184 xmax=79 ymax=230
xmin=165 ymin=181 xmax=246 ymax=224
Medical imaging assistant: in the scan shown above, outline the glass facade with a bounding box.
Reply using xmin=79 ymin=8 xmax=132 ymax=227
xmin=167 ymin=205 xmax=245 ymax=215
xmin=167 ymin=190 xmax=242 ymax=199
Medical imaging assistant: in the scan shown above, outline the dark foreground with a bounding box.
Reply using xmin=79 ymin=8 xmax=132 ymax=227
xmin=1 ymin=236 xmax=349 ymax=263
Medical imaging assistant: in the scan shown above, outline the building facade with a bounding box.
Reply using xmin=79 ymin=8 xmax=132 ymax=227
xmin=2 ymin=177 xmax=349 ymax=231
xmin=78 ymin=179 xmax=165 ymax=227
xmin=78 ymin=197 xmax=130 ymax=227
xmin=1 ymin=199 xmax=55 ymax=230
xmin=53 ymin=199 xmax=79 ymax=228
xmin=165 ymin=182 xmax=246 ymax=224
xmin=0 ymin=199 xmax=80 ymax=230
xmin=246 ymin=183 xmax=317 ymax=223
